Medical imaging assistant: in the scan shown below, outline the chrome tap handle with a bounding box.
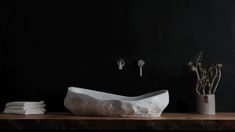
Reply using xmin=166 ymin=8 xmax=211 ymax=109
xmin=117 ymin=59 xmax=125 ymax=70
xmin=138 ymin=59 xmax=145 ymax=77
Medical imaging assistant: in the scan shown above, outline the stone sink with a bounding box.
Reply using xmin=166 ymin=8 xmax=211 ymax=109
xmin=64 ymin=87 xmax=169 ymax=117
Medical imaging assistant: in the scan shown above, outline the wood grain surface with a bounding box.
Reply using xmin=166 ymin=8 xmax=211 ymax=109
xmin=0 ymin=112 xmax=235 ymax=130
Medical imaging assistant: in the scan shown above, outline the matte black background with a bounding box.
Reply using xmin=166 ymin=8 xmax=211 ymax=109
xmin=1 ymin=0 xmax=235 ymax=112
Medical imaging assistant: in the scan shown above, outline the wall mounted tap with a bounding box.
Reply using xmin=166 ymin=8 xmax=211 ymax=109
xmin=117 ymin=59 xmax=125 ymax=70
xmin=137 ymin=59 xmax=145 ymax=77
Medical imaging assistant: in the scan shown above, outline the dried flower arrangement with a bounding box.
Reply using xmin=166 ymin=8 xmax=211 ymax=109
xmin=188 ymin=51 xmax=222 ymax=95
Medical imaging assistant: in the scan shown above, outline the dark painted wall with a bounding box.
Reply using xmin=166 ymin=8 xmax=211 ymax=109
xmin=1 ymin=0 xmax=235 ymax=112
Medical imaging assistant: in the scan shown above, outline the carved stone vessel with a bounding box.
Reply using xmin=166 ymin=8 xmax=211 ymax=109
xmin=64 ymin=87 xmax=169 ymax=117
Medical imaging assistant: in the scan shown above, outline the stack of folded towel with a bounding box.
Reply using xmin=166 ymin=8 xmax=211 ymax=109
xmin=3 ymin=101 xmax=46 ymax=115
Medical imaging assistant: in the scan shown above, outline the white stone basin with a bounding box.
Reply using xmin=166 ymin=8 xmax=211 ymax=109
xmin=64 ymin=86 xmax=169 ymax=117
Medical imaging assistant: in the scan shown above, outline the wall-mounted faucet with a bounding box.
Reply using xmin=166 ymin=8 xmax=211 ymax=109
xmin=137 ymin=59 xmax=145 ymax=77
xmin=117 ymin=59 xmax=145 ymax=77
xmin=117 ymin=59 xmax=125 ymax=70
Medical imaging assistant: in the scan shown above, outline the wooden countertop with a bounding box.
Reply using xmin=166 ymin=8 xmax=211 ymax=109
xmin=0 ymin=112 xmax=235 ymax=130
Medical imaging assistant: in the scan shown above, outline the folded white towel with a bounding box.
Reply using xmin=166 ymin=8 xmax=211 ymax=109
xmin=3 ymin=109 xmax=45 ymax=115
xmin=3 ymin=101 xmax=46 ymax=115
xmin=4 ymin=107 xmax=46 ymax=112
xmin=5 ymin=104 xmax=46 ymax=110
xmin=5 ymin=101 xmax=44 ymax=107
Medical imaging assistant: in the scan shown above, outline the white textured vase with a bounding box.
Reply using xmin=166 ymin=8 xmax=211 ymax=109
xmin=196 ymin=94 xmax=215 ymax=115
xmin=64 ymin=87 xmax=169 ymax=117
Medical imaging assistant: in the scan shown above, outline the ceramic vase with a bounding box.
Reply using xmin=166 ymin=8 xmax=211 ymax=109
xmin=196 ymin=94 xmax=215 ymax=115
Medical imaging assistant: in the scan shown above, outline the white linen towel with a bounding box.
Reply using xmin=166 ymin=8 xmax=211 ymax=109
xmin=5 ymin=104 xmax=46 ymax=110
xmin=4 ymin=107 xmax=46 ymax=112
xmin=3 ymin=109 xmax=45 ymax=115
xmin=3 ymin=101 xmax=46 ymax=115
xmin=5 ymin=101 xmax=44 ymax=107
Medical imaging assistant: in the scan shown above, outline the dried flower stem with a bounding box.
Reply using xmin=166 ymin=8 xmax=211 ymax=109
xmin=195 ymin=68 xmax=200 ymax=95
xmin=209 ymin=66 xmax=218 ymax=94
xmin=213 ymin=64 xmax=222 ymax=94
xmin=188 ymin=51 xmax=222 ymax=95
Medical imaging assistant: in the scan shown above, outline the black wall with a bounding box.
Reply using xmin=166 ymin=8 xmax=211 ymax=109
xmin=1 ymin=0 xmax=235 ymax=112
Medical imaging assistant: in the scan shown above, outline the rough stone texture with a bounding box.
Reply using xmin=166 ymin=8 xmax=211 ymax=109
xmin=64 ymin=87 xmax=169 ymax=117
